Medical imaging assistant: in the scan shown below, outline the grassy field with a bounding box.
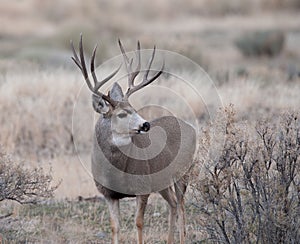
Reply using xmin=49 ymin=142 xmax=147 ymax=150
xmin=1 ymin=194 xmax=206 ymax=243
xmin=0 ymin=0 xmax=299 ymax=243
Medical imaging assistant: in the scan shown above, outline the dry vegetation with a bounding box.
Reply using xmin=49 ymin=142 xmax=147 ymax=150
xmin=0 ymin=148 xmax=57 ymax=204
xmin=192 ymin=107 xmax=300 ymax=243
xmin=0 ymin=0 xmax=300 ymax=243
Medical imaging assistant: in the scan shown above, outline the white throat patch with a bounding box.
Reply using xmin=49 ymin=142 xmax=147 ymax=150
xmin=111 ymin=132 xmax=132 ymax=146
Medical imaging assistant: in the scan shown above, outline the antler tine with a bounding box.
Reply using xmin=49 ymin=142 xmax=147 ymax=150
xmin=143 ymin=45 xmax=156 ymax=81
xmin=70 ymin=40 xmax=81 ymax=68
xmin=94 ymin=64 xmax=122 ymax=92
xmin=125 ymin=45 xmax=164 ymax=98
xmin=90 ymin=45 xmax=121 ymax=93
xmin=78 ymin=34 xmax=94 ymax=92
xmin=71 ymin=34 xmax=120 ymax=107
xmin=141 ymin=46 xmax=165 ymax=85
xmin=143 ymin=57 xmax=165 ymax=86
xmin=118 ymin=40 xmax=141 ymax=90
xmin=71 ymin=39 xmax=94 ymax=92
xmin=90 ymin=44 xmax=99 ymax=87
xmin=130 ymin=41 xmax=141 ymax=86
xmin=118 ymin=39 xmax=130 ymax=72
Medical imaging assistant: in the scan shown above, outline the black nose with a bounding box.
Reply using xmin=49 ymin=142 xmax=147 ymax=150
xmin=141 ymin=122 xmax=150 ymax=132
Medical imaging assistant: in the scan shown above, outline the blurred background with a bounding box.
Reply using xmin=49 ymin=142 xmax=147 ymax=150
xmin=1 ymin=0 xmax=300 ymax=72
xmin=1 ymin=0 xmax=300 ymax=197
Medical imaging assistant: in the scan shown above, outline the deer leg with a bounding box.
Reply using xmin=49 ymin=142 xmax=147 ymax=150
xmin=175 ymin=178 xmax=188 ymax=244
xmin=135 ymin=194 xmax=150 ymax=244
xmin=106 ymin=198 xmax=120 ymax=244
xmin=159 ymin=187 xmax=177 ymax=244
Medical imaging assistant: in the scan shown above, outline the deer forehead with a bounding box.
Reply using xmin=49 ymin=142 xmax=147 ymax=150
xmin=114 ymin=103 xmax=136 ymax=114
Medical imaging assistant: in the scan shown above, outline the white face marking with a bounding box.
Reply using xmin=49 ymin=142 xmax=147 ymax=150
xmin=111 ymin=133 xmax=132 ymax=147
xmin=111 ymin=106 xmax=147 ymax=146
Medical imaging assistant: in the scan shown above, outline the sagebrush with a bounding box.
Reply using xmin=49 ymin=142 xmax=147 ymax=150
xmin=192 ymin=107 xmax=300 ymax=243
xmin=0 ymin=148 xmax=58 ymax=204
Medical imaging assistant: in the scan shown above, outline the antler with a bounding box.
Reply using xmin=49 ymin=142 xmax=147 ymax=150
xmin=71 ymin=34 xmax=120 ymax=107
xmin=118 ymin=40 xmax=164 ymax=99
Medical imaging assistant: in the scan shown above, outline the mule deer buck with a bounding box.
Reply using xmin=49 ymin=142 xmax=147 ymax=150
xmin=71 ymin=35 xmax=196 ymax=244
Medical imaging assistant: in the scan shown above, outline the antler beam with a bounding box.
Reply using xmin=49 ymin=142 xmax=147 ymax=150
xmin=71 ymin=34 xmax=120 ymax=107
xmin=118 ymin=40 xmax=164 ymax=99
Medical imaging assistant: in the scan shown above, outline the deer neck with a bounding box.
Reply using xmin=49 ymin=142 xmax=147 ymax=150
xmin=111 ymin=132 xmax=132 ymax=147
xmin=96 ymin=116 xmax=133 ymax=147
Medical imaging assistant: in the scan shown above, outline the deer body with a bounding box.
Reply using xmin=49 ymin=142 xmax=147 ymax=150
xmin=71 ymin=35 xmax=196 ymax=244
xmin=92 ymin=114 xmax=195 ymax=196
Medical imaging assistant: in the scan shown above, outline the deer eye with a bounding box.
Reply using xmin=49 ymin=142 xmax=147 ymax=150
xmin=117 ymin=113 xmax=127 ymax=118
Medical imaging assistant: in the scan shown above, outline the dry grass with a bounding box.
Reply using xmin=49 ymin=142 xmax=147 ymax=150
xmin=0 ymin=0 xmax=300 ymax=243
xmin=0 ymin=194 xmax=203 ymax=243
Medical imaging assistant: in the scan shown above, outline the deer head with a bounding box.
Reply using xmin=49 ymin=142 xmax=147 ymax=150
xmin=71 ymin=35 xmax=164 ymax=145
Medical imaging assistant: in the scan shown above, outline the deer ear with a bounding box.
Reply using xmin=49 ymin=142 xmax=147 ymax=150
xmin=109 ymin=82 xmax=124 ymax=102
xmin=92 ymin=94 xmax=109 ymax=114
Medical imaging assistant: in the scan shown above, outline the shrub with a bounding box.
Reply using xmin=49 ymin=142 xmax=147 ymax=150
xmin=0 ymin=148 xmax=58 ymax=204
xmin=192 ymin=106 xmax=300 ymax=243
xmin=235 ymin=30 xmax=285 ymax=57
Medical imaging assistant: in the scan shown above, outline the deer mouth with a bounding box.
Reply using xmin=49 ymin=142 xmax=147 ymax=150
xmin=133 ymin=129 xmax=144 ymax=134
xmin=132 ymin=129 xmax=149 ymax=135
xmin=112 ymin=130 xmax=146 ymax=135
